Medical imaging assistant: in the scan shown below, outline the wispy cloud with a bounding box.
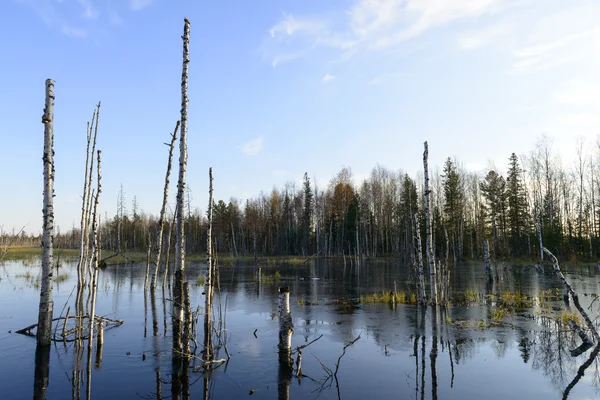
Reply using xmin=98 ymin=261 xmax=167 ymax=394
xmin=241 ymin=137 xmax=264 ymax=156
xmin=322 ymin=73 xmax=336 ymax=83
xmin=510 ymin=27 xmax=600 ymax=73
xmin=265 ymin=0 xmax=507 ymax=65
xmin=61 ymin=24 xmax=87 ymax=37
xmin=457 ymin=21 xmax=511 ymax=50
xmin=131 ymin=0 xmax=154 ymax=11
xmin=77 ymin=0 xmax=97 ymax=19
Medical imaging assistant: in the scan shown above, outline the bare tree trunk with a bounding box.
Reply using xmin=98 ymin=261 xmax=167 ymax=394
xmin=423 ymin=142 xmax=437 ymax=305
xmin=483 ymin=239 xmax=493 ymax=282
xmin=151 ymin=121 xmax=179 ymax=292
xmin=414 ymin=214 xmax=426 ymax=304
xmin=204 ymin=168 xmax=214 ymax=362
xmin=543 ymin=248 xmax=600 ymax=342
xmin=173 ymin=18 xmax=190 ymax=356
xmin=87 ymin=151 xmax=102 ymax=351
xmin=37 ymin=79 xmax=55 ymax=347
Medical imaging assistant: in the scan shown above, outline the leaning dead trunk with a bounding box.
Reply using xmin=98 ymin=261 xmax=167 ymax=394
xmin=543 ymin=247 xmax=600 ymax=343
xmin=204 ymin=168 xmax=215 ymax=362
xmin=173 ymin=17 xmax=190 ymax=356
xmin=423 ymin=142 xmax=437 ymax=305
xmin=37 ymin=78 xmax=55 ymax=347
xmin=151 ymin=121 xmax=180 ymax=292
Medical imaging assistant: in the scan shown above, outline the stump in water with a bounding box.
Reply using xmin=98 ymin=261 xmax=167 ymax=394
xmin=278 ymin=287 xmax=293 ymax=357
xmin=278 ymin=287 xmax=293 ymax=400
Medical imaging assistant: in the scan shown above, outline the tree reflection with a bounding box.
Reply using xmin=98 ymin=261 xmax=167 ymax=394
xmin=33 ymin=344 xmax=50 ymax=400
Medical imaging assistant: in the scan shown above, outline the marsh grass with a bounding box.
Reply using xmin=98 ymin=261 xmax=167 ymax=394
xmin=561 ymin=311 xmax=582 ymax=327
xmin=54 ymin=272 xmax=70 ymax=283
xmin=360 ymin=291 xmax=417 ymax=305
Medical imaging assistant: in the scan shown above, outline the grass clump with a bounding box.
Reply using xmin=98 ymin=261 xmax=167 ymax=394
xmin=561 ymin=311 xmax=581 ymax=327
xmin=196 ymin=276 xmax=206 ymax=286
xmin=360 ymin=290 xmax=416 ymax=305
xmin=54 ymin=273 xmax=70 ymax=283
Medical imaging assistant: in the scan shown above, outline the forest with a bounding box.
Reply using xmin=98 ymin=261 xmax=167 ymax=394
xmin=4 ymin=135 xmax=597 ymax=264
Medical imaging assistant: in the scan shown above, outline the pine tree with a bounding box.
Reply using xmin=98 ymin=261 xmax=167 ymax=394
xmin=442 ymin=158 xmax=464 ymax=259
xmin=302 ymin=172 xmax=313 ymax=255
xmin=506 ymin=153 xmax=529 ymax=256
xmin=480 ymin=170 xmax=507 ymax=255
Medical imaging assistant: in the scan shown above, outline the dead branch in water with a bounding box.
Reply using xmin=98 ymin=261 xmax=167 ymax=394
xmin=16 ymin=315 xmax=123 ymax=342
xmin=543 ymin=247 xmax=600 ymax=343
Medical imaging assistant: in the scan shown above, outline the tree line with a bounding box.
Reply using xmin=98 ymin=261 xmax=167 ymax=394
xmin=8 ymin=135 xmax=600 ymax=263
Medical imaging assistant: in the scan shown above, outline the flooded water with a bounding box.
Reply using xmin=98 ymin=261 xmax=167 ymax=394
xmin=1 ymin=257 xmax=600 ymax=399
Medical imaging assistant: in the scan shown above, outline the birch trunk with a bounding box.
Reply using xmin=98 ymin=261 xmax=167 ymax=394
xmin=414 ymin=214 xmax=426 ymax=304
xmin=151 ymin=121 xmax=179 ymax=292
xmin=423 ymin=142 xmax=437 ymax=305
xmin=83 ymin=105 xmax=100 ymax=285
xmin=543 ymin=247 xmax=600 ymax=342
xmin=483 ymin=239 xmax=493 ymax=282
xmin=77 ymin=116 xmax=93 ymax=290
xmin=87 ymin=151 xmax=102 ymax=351
xmin=37 ymin=79 xmax=55 ymax=346
xmin=173 ymin=18 xmax=190 ymax=356
xmin=204 ymin=168 xmax=214 ymax=361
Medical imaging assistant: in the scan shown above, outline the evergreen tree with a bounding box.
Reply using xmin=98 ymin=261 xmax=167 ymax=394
xmin=506 ymin=153 xmax=529 ymax=256
xmin=480 ymin=170 xmax=507 ymax=255
xmin=302 ymin=172 xmax=313 ymax=254
xmin=442 ymin=158 xmax=464 ymax=259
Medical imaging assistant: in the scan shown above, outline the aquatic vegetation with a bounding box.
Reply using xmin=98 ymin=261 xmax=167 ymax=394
xmin=196 ymin=276 xmax=206 ymax=286
xmin=491 ymin=307 xmax=507 ymax=321
xmin=54 ymin=273 xmax=70 ymax=283
xmin=360 ymin=291 xmax=416 ymax=305
xmin=561 ymin=311 xmax=581 ymax=327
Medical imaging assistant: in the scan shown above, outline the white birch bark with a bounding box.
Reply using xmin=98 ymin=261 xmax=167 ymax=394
xmin=37 ymin=79 xmax=55 ymax=346
xmin=173 ymin=18 xmax=190 ymax=355
xmin=423 ymin=141 xmax=438 ymax=305
xmin=204 ymin=168 xmax=214 ymax=361
xmin=88 ymin=151 xmax=102 ymax=351
xmin=151 ymin=121 xmax=179 ymax=292
xmin=414 ymin=214 xmax=426 ymax=304
xmin=483 ymin=239 xmax=493 ymax=282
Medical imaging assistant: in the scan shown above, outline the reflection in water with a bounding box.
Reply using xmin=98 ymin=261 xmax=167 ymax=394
xmin=33 ymin=344 xmax=50 ymax=400
xmin=563 ymin=344 xmax=600 ymax=399
xmin=4 ymin=258 xmax=600 ymax=398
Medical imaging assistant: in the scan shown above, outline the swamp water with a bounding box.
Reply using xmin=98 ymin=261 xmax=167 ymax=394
xmin=1 ymin=258 xmax=600 ymax=399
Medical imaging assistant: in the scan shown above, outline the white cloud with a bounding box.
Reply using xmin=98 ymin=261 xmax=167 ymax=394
xmin=241 ymin=137 xmax=264 ymax=156
xmin=349 ymin=0 xmax=505 ymax=49
xmin=510 ymin=27 xmax=600 ymax=73
xmin=131 ymin=0 xmax=154 ymax=11
xmin=457 ymin=21 xmax=511 ymax=50
xmin=61 ymin=23 xmax=87 ymax=37
xmin=265 ymin=0 xmax=508 ymax=64
xmin=77 ymin=0 xmax=97 ymax=19
xmin=322 ymin=73 xmax=336 ymax=83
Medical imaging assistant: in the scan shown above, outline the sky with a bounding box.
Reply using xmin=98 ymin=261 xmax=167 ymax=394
xmin=1 ymin=0 xmax=600 ymax=235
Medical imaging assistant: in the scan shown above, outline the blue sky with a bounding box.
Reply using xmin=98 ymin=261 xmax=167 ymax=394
xmin=2 ymin=0 xmax=600 ymax=234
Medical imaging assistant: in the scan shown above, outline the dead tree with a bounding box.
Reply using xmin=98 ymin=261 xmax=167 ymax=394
xmin=543 ymin=247 xmax=600 ymax=343
xmin=150 ymin=121 xmax=180 ymax=292
xmin=37 ymin=78 xmax=55 ymax=347
xmin=173 ymin=17 xmax=190 ymax=356
xmin=423 ymin=142 xmax=438 ymax=305
xmin=204 ymin=168 xmax=214 ymax=363
xmin=414 ymin=214 xmax=426 ymax=304
xmin=483 ymin=239 xmax=493 ymax=282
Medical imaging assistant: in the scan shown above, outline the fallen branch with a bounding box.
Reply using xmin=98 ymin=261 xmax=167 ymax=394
xmin=543 ymin=247 xmax=600 ymax=343
xmin=301 ymin=250 xmax=322 ymax=265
